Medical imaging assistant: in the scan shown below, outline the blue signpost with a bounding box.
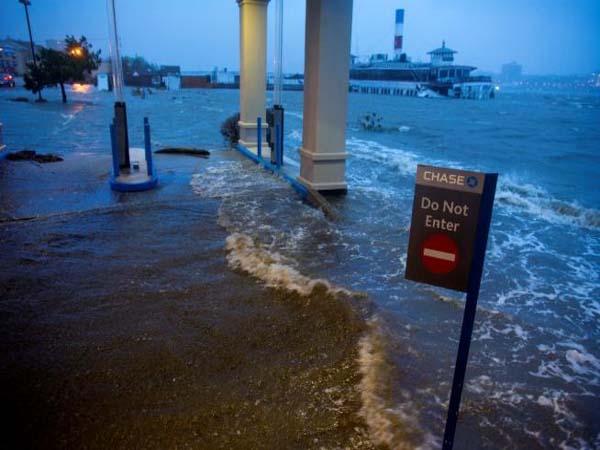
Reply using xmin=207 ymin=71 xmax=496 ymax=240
xmin=405 ymin=165 xmax=498 ymax=450
xmin=257 ymin=117 xmax=262 ymax=159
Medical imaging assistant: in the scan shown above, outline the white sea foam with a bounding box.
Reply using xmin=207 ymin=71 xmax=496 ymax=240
xmin=286 ymin=110 xmax=304 ymax=120
xmin=466 ymin=374 xmax=593 ymax=449
xmin=496 ymin=177 xmax=600 ymax=230
xmin=357 ymin=318 xmax=435 ymax=450
xmin=202 ymin=105 xmax=224 ymax=113
xmin=287 ymin=128 xmax=302 ymax=142
xmin=61 ymin=113 xmax=76 ymax=126
xmin=565 ymin=348 xmax=600 ymax=379
xmin=225 ymin=232 xmax=351 ymax=297
xmin=346 ymin=137 xmax=422 ymax=177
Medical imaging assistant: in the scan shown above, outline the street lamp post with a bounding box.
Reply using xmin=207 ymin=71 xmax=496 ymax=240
xmin=18 ymin=0 xmax=43 ymax=101
xmin=271 ymin=0 xmax=284 ymax=166
xmin=106 ymin=0 xmax=130 ymax=169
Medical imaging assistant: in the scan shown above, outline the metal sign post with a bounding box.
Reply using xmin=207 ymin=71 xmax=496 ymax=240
xmin=405 ymin=164 xmax=497 ymax=450
xmin=273 ymin=105 xmax=284 ymax=166
xmin=107 ymin=0 xmax=130 ymax=169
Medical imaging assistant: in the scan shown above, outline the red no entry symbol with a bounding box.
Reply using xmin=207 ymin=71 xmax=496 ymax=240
xmin=421 ymin=233 xmax=459 ymax=274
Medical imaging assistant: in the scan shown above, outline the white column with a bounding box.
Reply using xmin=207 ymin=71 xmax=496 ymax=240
xmin=298 ymin=0 xmax=353 ymax=193
xmin=237 ymin=0 xmax=270 ymax=154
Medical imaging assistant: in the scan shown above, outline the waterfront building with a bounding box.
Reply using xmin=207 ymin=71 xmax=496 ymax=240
xmin=501 ymin=61 xmax=523 ymax=81
xmin=0 ymin=38 xmax=43 ymax=75
xmin=45 ymin=39 xmax=65 ymax=52
xmin=96 ymin=60 xmax=112 ymax=91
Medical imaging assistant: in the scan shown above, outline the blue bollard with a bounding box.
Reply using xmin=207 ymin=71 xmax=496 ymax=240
xmin=143 ymin=117 xmax=154 ymax=177
xmin=275 ymin=123 xmax=282 ymax=167
xmin=257 ymin=117 xmax=262 ymax=159
xmin=109 ymin=123 xmax=120 ymax=177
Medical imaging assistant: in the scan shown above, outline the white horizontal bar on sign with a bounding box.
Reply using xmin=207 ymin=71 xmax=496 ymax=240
xmin=423 ymin=248 xmax=456 ymax=262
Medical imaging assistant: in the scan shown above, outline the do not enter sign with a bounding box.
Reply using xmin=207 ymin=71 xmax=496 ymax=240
xmin=405 ymin=165 xmax=496 ymax=292
xmin=404 ymin=164 xmax=498 ymax=450
xmin=422 ymin=233 xmax=459 ymax=274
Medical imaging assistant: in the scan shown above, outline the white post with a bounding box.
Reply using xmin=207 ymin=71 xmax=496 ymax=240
xmin=237 ymin=0 xmax=270 ymax=154
xmin=106 ymin=0 xmax=124 ymax=102
xmin=273 ymin=0 xmax=283 ymax=106
xmin=298 ymin=0 xmax=353 ymax=192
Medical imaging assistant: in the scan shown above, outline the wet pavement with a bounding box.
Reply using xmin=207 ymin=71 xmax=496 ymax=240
xmin=0 ymin=151 xmax=374 ymax=449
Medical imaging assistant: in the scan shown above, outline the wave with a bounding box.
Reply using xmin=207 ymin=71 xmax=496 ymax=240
xmin=496 ymin=178 xmax=600 ymax=230
xmin=346 ymin=137 xmax=600 ymax=230
xmin=225 ymin=233 xmax=437 ymax=448
xmin=357 ymin=318 xmax=437 ymax=450
xmin=287 ymin=128 xmax=302 ymax=143
xmin=194 ymin=163 xmax=435 ymax=449
xmin=346 ymin=137 xmax=422 ymax=177
xmin=225 ymin=232 xmax=352 ymax=297
xmin=286 ymin=110 xmax=304 ymax=120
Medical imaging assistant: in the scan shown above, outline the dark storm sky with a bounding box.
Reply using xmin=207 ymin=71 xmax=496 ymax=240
xmin=2 ymin=0 xmax=599 ymax=75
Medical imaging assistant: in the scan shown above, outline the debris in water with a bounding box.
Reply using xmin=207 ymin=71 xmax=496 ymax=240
xmin=7 ymin=150 xmax=63 ymax=163
xmin=154 ymin=147 xmax=211 ymax=157
xmin=220 ymin=113 xmax=240 ymax=144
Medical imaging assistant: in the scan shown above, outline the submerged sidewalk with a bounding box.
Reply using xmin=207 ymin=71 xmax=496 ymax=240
xmin=0 ymin=150 xmax=374 ymax=449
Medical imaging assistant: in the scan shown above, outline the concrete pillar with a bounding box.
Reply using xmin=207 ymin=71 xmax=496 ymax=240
xmin=237 ymin=0 xmax=270 ymax=154
xmin=298 ymin=0 xmax=353 ymax=193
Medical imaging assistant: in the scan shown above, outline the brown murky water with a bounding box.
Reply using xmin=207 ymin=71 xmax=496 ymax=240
xmin=0 ymin=157 xmax=375 ymax=449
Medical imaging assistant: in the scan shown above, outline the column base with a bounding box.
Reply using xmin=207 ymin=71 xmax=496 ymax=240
xmin=238 ymin=120 xmax=270 ymax=158
xmin=297 ymin=148 xmax=347 ymax=192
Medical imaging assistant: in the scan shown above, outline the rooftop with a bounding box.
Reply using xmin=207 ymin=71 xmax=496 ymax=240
xmin=428 ymin=41 xmax=457 ymax=55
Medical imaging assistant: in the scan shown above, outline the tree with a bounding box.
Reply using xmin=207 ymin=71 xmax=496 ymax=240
xmin=24 ymin=35 xmax=101 ymax=103
xmin=122 ymin=55 xmax=158 ymax=76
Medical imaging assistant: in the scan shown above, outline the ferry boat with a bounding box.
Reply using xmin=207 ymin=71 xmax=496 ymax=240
xmin=349 ymin=9 xmax=496 ymax=99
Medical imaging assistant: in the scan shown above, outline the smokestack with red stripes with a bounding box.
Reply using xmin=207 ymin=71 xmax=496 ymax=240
xmin=394 ymin=9 xmax=404 ymax=60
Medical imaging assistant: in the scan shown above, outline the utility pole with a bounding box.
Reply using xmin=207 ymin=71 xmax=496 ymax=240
xmin=106 ymin=0 xmax=130 ymax=169
xmin=19 ymin=0 xmax=43 ymax=102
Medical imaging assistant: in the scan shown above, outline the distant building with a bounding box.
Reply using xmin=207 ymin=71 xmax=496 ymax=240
xmin=0 ymin=38 xmax=43 ymax=75
xmin=159 ymin=65 xmax=181 ymax=90
xmin=45 ymin=39 xmax=65 ymax=52
xmin=501 ymin=61 xmax=523 ymax=81
xmin=160 ymin=65 xmax=181 ymax=76
xmin=211 ymin=67 xmax=238 ymax=85
xmin=0 ymin=44 xmax=18 ymax=74
xmin=181 ymin=73 xmax=212 ymax=88
xmin=96 ymin=59 xmax=112 ymax=91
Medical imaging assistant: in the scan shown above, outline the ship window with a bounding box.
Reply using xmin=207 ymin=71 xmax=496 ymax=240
xmin=449 ymin=69 xmax=455 ymax=77
xmin=440 ymin=70 xmax=448 ymax=78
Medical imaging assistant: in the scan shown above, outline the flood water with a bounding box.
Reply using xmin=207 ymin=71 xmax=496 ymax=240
xmin=1 ymin=84 xmax=599 ymax=449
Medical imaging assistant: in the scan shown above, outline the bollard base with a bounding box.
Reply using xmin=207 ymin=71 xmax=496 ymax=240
xmin=109 ymin=147 xmax=158 ymax=192
xmin=110 ymin=173 xmax=158 ymax=192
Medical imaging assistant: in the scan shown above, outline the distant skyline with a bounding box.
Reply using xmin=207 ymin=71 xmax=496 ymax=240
xmin=2 ymin=0 xmax=599 ymax=75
